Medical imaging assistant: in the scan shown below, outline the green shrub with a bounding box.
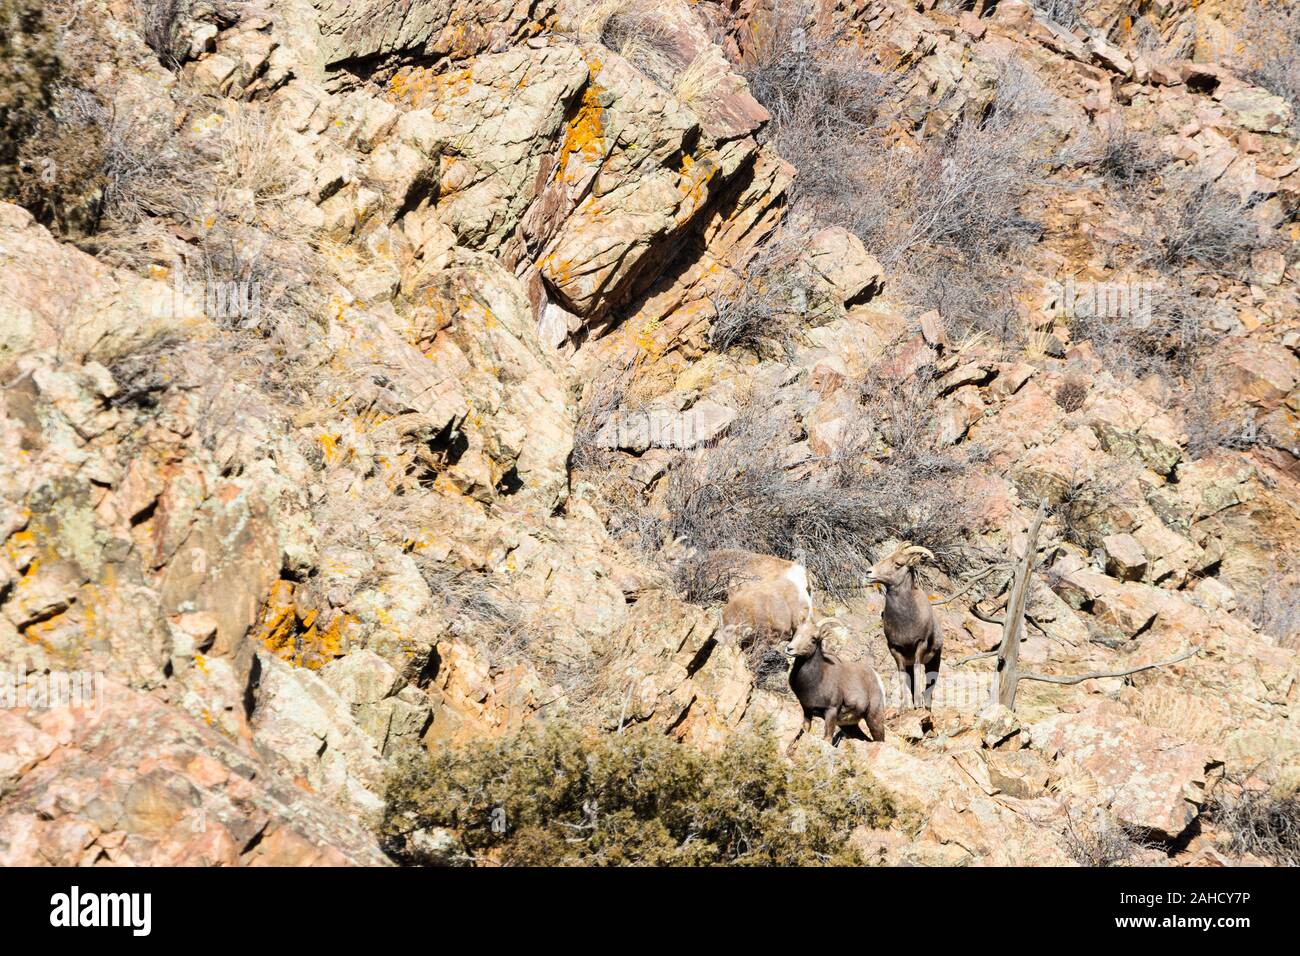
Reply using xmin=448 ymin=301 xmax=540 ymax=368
xmin=382 ymin=722 xmax=899 ymax=866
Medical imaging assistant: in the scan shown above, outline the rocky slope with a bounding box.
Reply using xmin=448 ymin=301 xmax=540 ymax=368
xmin=0 ymin=0 xmax=1297 ymax=865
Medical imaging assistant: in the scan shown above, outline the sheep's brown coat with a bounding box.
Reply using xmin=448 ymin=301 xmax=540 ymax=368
xmin=785 ymin=623 xmax=887 ymax=755
xmin=719 ymin=555 xmax=813 ymax=650
xmin=866 ymin=545 xmax=943 ymax=709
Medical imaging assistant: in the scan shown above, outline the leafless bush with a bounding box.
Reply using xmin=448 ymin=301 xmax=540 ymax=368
xmin=12 ymin=87 xmax=107 ymax=234
xmin=571 ymin=369 xmax=629 ymax=472
xmin=1183 ymin=371 xmax=1263 ymax=460
xmin=1147 ymin=173 xmax=1274 ymax=275
xmin=743 ymin=2 xmax=902 ymax=235
xmin=1068 ymin=283 xmax=1223 ymax=384
xmin=1075 ymin=121 xmax=1164 ymax=191
xmin=740 ymin=3 xmax=1057 ymax=339
xmin=418 ymin=563 xmax=534 ymax=660
xmin=645 ymin=382 xmax=979 ymax=597
xmin=1060 ymin=805 xmax=1152 ymax=867
xmin=1233 ymin=567 xmax=1300 ymax=648
xmin=895 ymin=255 xmax=1022 ymax=343
xmin=1046 ymin=461 xmax=1142 ymax=551
xmin=884 ymin=63 xmax=1054 ymax=265
xmin=1232 ymin=0 xmax=1300 ymax=115
xmin=707 ymin=219 xmax=818 ymax=355
xmin=1054 ymin=375 xmax=1089 ymax=412
xmin=134 ymin=0 xmax=192 ymax=69
xmin=87 ymin=104 xmax=325 ymax=338
xmin=666 ymin=548 xmax=743 ymax=606
xmin=1208 ymin=773 xmax=1300 ymax=865
xmin=1027 ymin=1 xmax=1083 ymax=29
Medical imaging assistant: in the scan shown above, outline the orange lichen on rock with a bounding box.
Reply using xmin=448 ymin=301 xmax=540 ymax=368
xmin=256 ymin=580 xmax=349 ymax=669
xmin=556 ymin=81 xmax=606 ymax=183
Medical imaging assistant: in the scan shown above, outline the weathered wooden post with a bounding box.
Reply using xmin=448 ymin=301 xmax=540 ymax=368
xmin=993 ymin=500 xmax=1046 ymax=709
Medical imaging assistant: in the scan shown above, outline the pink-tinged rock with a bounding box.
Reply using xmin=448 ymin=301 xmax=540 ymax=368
xmin=800 ymin=227 xmax=884 ymax=305
xmin=1222 ymin=341 xmax=1300 ymax=406
xmin=0 ymin=711 xmax=59 ymax=790
xmin=936 ymin=386 xmax=985 ymax=445
xmin=1031 ymin=702 xmax=1218 ymax=840
xmin=0 ymin=680 xmax=389 ymax=866
xmin=1102 ymin=533 xmax=1148 ymax=582
xmin=1148 ymin=61 xmax=1184 ymax=86
xmin=991 ymin=0 xmax=1033 ymax=29
xmin=959 ymin=11 xmax=986 ymax=39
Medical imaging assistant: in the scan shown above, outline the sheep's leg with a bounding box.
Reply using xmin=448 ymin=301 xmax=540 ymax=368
xmin=895 ymin=663 xmax=914 ymax=709
xmin=922 ymin=648 xmax=942 ymax=710
xmin=865 ymin=711 xmax=885 ymax=743
xmin=913 ymin=656 xmax=928 ymax=711
xmin=787 ymin=711 xmax=811 ymax=757
xmin=822 ymin=705 xmax=840 ymax=745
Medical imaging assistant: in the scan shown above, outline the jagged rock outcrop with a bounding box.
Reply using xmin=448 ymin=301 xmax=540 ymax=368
xmin=1 ymin=0 xmax=1298 ymax=867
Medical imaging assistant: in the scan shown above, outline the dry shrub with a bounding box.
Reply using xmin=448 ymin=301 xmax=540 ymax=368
xmin=418 ymin=563 xmax=536 ymax=664
xmin=0 ymin=0 xmax=61 ymax=194
xmin=1147 ymin=172 xmax=1275 ymax=276
xmin=630 ymin=371 xmax=980 ymax=599
xmin=583 ymin=0 xmax=683 ymax=88
xmin=1067 ymin=282 xmax=1224 ymax=385
xmin=1045 ymin=460 xmax=1143 ymax=552
xmin=382 ymin=721 xmax=897 ymax=865
xmin=84 ymin=102 xmax=326 ymax=336
xmin=1060 ymin=805 xmax=1153 ymax=867
xmin=11 ymin=87 xmax=108 ymax=234
xmin=882 ymin=63 xmax=1055 ymax=265
xmin=1208 ymin=773 xmax=1300 ymax=865
xmin=571 ymin=367 xmax=629 ymax=472
xmin=134 ymin=0 xmax=193 ymax=69
xmin=1126 ymin=685 xmax=1231 ymax=747
xmin=1054 ymin=375 xmax=1090 ymax=412
xmin=743 ymin=1 xmax=902 ymax=237
xmin=741 ymin=7 xmax=1056 ymax=338
xmin=1032 ymin=1 xmax=1082 ymax=29
xmin=1074 ymin=120 xmax=1164 ymax=192
xmin=1232 ymin=0 xmax=1300 ymax=115
xmin=706 ymin=218 xmax=820 ymax=355
xmin=1182 ymin=368 xmax=1264 ymax=460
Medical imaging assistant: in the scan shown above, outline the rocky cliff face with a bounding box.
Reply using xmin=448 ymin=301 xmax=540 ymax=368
xmin=0 ymin=0 xmax=1297 ymax=865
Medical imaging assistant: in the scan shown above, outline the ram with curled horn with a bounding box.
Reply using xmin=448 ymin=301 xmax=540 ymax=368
xmin=784 ymin=616 xmax=887 ymax=756
xmin=863 ymin=544 xmax=943 ymax=710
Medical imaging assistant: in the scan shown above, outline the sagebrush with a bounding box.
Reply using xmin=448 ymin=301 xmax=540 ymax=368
xmin=382 ymin=721 xmax=898 ymax=865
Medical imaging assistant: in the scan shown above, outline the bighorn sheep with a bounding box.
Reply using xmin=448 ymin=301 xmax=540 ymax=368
xmin=785 ymin=620 xmax=887 ymax=755
xmin=864 ymin=544 xmax=942 ymax=710
xmin=719 ymin=555 xmax=814 ymax=652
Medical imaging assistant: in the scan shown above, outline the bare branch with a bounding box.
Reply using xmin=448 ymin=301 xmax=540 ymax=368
xmin=1019 ymin=647 xmax=1200 ymax=686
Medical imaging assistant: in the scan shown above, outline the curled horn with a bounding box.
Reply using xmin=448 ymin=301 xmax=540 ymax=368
xmin=815 ymin=616 xmax=848 ymax=634
xmin=902 ymin=545 xmax=935 ymax=564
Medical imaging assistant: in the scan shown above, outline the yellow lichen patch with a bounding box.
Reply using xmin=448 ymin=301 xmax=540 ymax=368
xmin=5 ymin=527 xmax=37 ymax=571
xmin=257 ymin=579 xmax=298 ymax=659
xmin=556 ymin=82 xmax=606 ymax=183
xmin=190 ymin=112 xmax=225 ymax=136
xmin=635 ymin=315 xmax=663 ymax=356
xmin=317 ymin=431 xmax=342 ymax=464
xmin=256 ymin=579 xmax=350 ymax=669
xmin=676 ymin=152 xmax=717 ymax=209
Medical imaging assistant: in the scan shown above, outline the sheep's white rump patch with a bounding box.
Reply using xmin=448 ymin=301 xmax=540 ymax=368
xmin=783 ymin=564 xmax=812 ymax=616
